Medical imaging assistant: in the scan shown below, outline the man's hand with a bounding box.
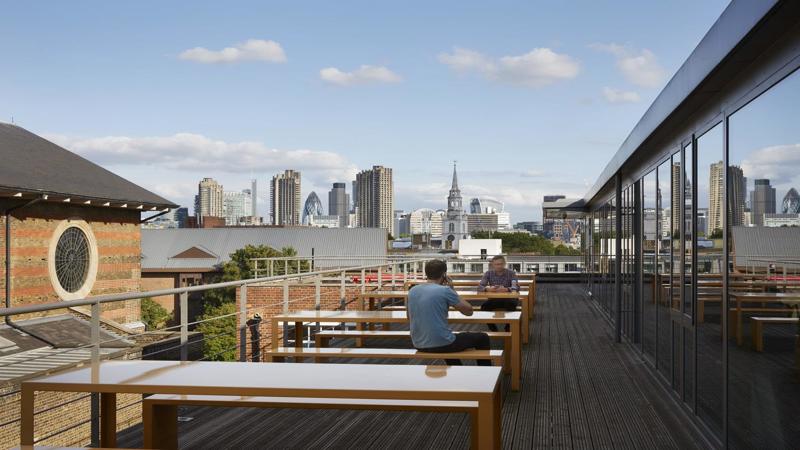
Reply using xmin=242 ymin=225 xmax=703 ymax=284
xmin=453 ymin=297 xmax=474 ymax=316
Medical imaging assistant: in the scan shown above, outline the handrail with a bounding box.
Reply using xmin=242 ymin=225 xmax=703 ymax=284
xmin=0 ymin=258 xmax=431 ymax=318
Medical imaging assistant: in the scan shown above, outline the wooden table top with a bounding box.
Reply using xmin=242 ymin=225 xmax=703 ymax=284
xmin=273 ymin=309 xmax=521 ymax=323
xmin=357 ymin=290 xmax=529 ymax=298
xmin=729 ymin=292 xmax=800 ymax=301
xmin=23 ymin=360 xmax=502 ymax=398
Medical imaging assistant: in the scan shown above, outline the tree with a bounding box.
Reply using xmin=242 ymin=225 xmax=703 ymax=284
xmin=709 ymin=228 xmax=723 ymax=239
xmin=196 ymin=302 xmax=237 ymax=361
xmin=471 ymin=231 xmax=582 ymax=255
xmin=141 ymin=297 xmax=170 ymax=331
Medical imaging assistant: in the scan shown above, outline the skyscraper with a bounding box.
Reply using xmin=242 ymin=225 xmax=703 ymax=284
xmin=542 ymin=194 xmax=566 ymax=236
xmin=671 ymin=163 xmax=681 ymax=234
xmin=750 ymin=178 xmax=776 ymax=226
xmin=196 ymin=177 xmax=224 ymax=225
xmin=223 ymin=190 xmax=252 ymax=226
xmin=250 ymin=178 xmax=258 ymax=218
xmin=728 ymin=165 xmax=746 ymax=227
xmin=270 ymin=170 xmax=301 ymax=226
xmin=302 ymin=192 xmax=324 ymax=225
xmin=328 ymin=182 xmax=350 ymax=227
xmin=442 ymin=162 xmax=468 ymax=249
xmin=708 ymin=161 xmax=724 ymax=235
xmin=782 ymin=187 xmax=800 ymax=214
xmin=355 ymin=165 xmax=394 ymax=234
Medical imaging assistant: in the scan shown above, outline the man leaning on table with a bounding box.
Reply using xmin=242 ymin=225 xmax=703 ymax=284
xmin=478 ymin=255 xmax=520 ymax=331
xmin=408 ymin=259 xmax=492 ymax=366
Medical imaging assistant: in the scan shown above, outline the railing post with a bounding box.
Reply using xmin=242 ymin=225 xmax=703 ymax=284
xmin=91 ymin=301 xmax=100 ymax=364
xmin=239 ymin=284 xmax=248 ymax=362
xmin=378 ymin=266 xmax=383 ymax=290
xmin=90 ymin=301 xmax=101 ymax=446
xmin=180 ymin=292 xmax=188 ymax=361
xmin=284 ymin=260 xmax=289 ymax=276
xmin=403 ymin=263 xmax=408 ymax=284
xmin=315 ymin=277 xmax=322 ymax=335
xmin=361 ymin=268 xmax=366 ymax=294
xmin=391 ymin=263 xmax=397 ymax=289
xmin=340 ymin=270 xmax=346 ymax=305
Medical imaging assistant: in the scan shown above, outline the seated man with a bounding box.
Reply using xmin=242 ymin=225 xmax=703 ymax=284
xmin=408 ymin=260 xmax=491 ymax=366
xmin=478 ymin=255 xmax=520 ymax=331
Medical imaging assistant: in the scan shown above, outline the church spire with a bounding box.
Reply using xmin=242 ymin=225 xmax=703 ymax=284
xmin=451 ymin=161 xmax=459 ymax=191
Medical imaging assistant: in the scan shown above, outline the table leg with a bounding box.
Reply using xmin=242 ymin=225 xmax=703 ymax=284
xmin=295 ymin=321 xmax=304 ymax=356
xmin=144 ymin=402 xmax=178 ymax=449
xmin=736 ymin=303 xmax=743 ymax=346
xmin=100 ymin=392 xmax=117 ymax=448
xmin=752 ymin=320 xmax=763 ymax=352
xmin=511 ymin=320 xmax=520 ymax=391
xmin=271 ymin=318 xmax=280 ymax=350
xmin=521 ymin=299 xmax=529 ymax=344
xmin=475 ymin=394 xmax=500 ymax=449
xmin=20 ymin=385 xmax=34 ymax=446
xmin=697 ymin=300 xmax=705 ymax=324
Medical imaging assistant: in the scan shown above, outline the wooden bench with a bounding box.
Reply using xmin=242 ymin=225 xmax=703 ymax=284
xmin=142 ymin=394 xmax=480 ymax=450
xmin=314 ymin=329 xmax=513 ymax=373
xmin=729 ymin=307 xmax=797 ymax=344
xmin=750 ymin=317 xmax=800 ymax=352
xmin=265 ymin=346 xmax=505 ymax=367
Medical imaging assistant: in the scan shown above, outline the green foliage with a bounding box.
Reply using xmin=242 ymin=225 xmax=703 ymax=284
xmin=196 ymin=301 xmax=237 ymax=361
xmin=709 ymin=228 xmax=723 ymax=239
xmin=471 ymin=231 xmax=582 ymax=255
xmin=204 ymin=245 xmax=308 ymax=307
xmin=140 ymin=297 xmax=170 ymax=331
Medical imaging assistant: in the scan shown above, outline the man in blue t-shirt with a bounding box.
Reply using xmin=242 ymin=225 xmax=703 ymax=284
xmin=408 ymin=260 xmax=491 ymax=366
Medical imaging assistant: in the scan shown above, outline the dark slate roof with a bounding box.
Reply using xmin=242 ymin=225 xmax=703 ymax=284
xmin=0 ymin=123 xmax=177 ymax=208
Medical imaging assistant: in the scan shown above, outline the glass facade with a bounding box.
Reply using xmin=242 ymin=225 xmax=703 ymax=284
xmin=583 ymin=68 xmax=800 ymax=448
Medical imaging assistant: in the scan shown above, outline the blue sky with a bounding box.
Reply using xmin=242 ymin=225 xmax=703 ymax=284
xmin=0 ymin=0 xmax=730 ymax=221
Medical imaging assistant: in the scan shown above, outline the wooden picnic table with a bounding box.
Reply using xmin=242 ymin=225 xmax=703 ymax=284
xmin=729 ymin=292 xmax=800 ymax=345
xmin=355 ymin=290 xmax=532 ymax=344
xmin=272 ymin=309 xmax=523 ymax=391
xmin=20 ymin=360 xmax=503 ymax=449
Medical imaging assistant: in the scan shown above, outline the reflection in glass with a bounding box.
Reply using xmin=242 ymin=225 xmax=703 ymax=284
xmin=728 ymin=70 xmax=800 ymax=448
xmin=657 ymin=158 xmax=673 ymax=381
xmin=642 ymin=170 xmax=657 ymax=361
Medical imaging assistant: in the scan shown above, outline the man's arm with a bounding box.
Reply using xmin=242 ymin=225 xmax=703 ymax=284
xmin=477 ymin=271 xmax=489 ymax=292
xmin=447 ymin=290 xmax=474 ymax=316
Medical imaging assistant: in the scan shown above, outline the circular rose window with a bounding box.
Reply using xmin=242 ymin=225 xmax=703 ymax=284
xmin=54 ymin=227 xmax=91 ymax=293
xmin=48 ymin=220 xmax=99 ymax=300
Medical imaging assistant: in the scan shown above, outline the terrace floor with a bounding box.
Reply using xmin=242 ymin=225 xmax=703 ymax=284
xmin=117 ymin=283 xmax=708 ymax=449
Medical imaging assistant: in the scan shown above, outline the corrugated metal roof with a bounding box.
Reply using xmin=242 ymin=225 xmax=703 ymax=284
xmin=0 ymin=347 xmax=123 ymax=383
xmin=0 ymin=123 xmax=176 ymax=208
xmin=141 ymin=227 xmax=388 ymax=271
xmin=731 ymin=226 xmax=800 ymax=269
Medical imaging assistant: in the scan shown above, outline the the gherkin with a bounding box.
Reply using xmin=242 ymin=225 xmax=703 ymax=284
xmin=783 ymin=187 xmax=800 ymax=214
xmin=302 ymin=191 xmax=324 ymax=225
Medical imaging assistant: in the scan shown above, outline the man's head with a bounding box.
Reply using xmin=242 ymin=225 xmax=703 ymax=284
xmin=490 ymin=255 xmax=506 ymax=273
xmin=425 ymin=259 xmax=448 ymax=281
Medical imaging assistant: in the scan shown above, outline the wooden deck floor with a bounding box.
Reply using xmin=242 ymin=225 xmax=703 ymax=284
xmin=117 ymin=283 xmax=707 ymax=449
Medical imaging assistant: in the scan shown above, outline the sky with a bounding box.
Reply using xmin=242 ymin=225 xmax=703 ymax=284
xmin=0 ymin=0 xmax=731 ymax=221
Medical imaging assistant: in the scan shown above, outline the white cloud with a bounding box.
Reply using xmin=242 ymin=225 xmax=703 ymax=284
xmin=319 ymin=65 xmax=402 ymax=86
xmin=740 ymin=143 xmax=800 ymax=189
xmin=438 ymin=47 xmax=580 ymax=87
xmin=590 ymin=43 xmax=666 ymax=88
xmin=179 ymin=39 xmax=286 ymax=64
xmin=45 ymin=133 xmax=357 ymax=182
xmin=602 ymin=87 xmax=641 ymax=103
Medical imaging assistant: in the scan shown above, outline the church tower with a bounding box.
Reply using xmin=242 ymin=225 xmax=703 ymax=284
xmin=442 ymin=162 xmax=469 ymax=249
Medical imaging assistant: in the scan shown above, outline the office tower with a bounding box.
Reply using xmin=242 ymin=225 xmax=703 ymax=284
xmin=302 ymin=192 xmax=324 ymax=225
xmin=442 ymin=163 xmax=468 ymax=249
xmin=270 ymin=170 xmax=301 ymax=226
xmin=394 ymin=210 xmax=410 ymax=236
xmin=409 ymin=208 xmax=444 ymax=237
xmin=782 ymin=187 xmax=800 ymax=214
xmin=174 ymin=207 xmax=189 ymax=228
xmin=223 ymin=190 xmax=252 ymax=226
xmin=542 ymin=194 xmax=566 ymax=236
xmin=196 ymin=177 xmax=224 ymax=225
xmin=671 ymin=163 xmax=681 ymax=234
xmin=728 ymin=165 xmax=746 ymax=227
xmin=355 ymin=165 xmax=394 ymax=234
xmin=328 ymin=182 xmax=350 ymax=227
xmin=351 ymin=180 xmax=358 ymax=213
xmin=470 ymin=197 xmax=511 ymax=230
xmin=708 ymin=161 xmax=724 ymax=235
xmin=696 ymin=208 xmax=709 ymax=237
xmin=750 ymin=178 xmax=776 ymax=226
xmin=250 ymin=179 xmax=258 ymax=218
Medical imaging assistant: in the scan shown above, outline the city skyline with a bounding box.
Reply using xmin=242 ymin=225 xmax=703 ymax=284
xmin=0 ymin=1 xmax=731 ymax=221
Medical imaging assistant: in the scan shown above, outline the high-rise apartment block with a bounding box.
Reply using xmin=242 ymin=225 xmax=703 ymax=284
xmin=270 ymin=170 xmax=301 ymax=226
xmin=708 ymin=161 xmax=724 ymax=235
xmin=196 ymin=177 xmax=224 ymax=225
xmin=355 ymin=165 xmax=394 ymax=234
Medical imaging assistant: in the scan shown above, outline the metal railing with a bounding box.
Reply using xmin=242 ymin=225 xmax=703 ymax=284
xmin=0 ymin=257 xmax=432 ymax=448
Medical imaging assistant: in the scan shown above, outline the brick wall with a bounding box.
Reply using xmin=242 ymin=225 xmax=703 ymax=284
xmin=1 ymin=200 xmax=142 ymax=324
xmin=236 ymin=283 xmax=378 ymax=358
xmin=140 ymin=274 xmax=178 ymax=313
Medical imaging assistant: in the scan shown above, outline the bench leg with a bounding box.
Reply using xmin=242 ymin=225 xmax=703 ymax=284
xmin=100 ymin=392 xmax=117 ymax=448
xmin=752 ymin=321 xmax=764 ymax=352
xmin=511 ymin=321 xmax=520 ymax=391
xmin=475 ymin=394 xmax=500 ymax=449
xmin=469 ymin=408 xmax=479 ymax=450
xmin=20 ymin=385 xmax=34 ymax=446
xmin=522 ymin=302 xmax=529 ymax=344
xmin=503 ymin=337 xmax=511 ymax=375
xmin=145 ymin=403 xmax=178 ymax=450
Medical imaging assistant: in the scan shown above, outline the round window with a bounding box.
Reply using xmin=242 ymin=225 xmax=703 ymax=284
xmin=54 ymin=227 xmax=91 ymax=293
xmin=48 ymin=220 xmax=99 ymax=300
